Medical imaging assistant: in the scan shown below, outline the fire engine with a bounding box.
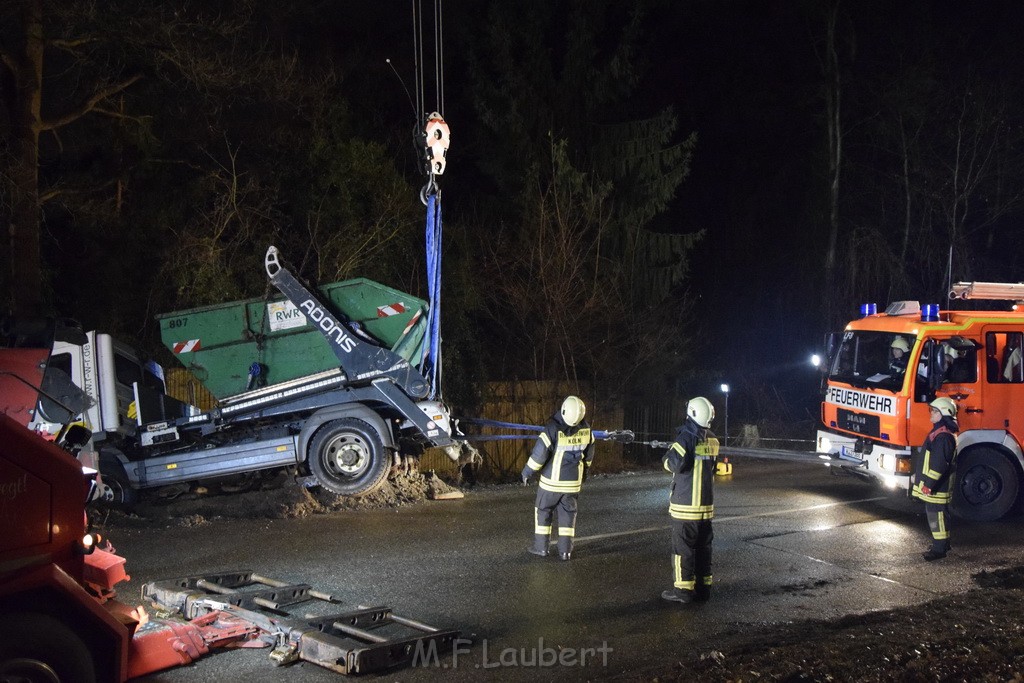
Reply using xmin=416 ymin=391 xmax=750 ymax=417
xmin=817 ymin=282 xmax=1024 ymax=521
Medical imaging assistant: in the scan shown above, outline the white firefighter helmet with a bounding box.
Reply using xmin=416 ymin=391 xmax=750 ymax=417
xmin=929 ymin=396 xmax=957 ymax=418
xmin=560 ymin=395 xmax=586 ymax=427
xmin=687 ymin=396 xmax=715 ymax=428
xmin=891 ymin=337 xmax=910 ymax=354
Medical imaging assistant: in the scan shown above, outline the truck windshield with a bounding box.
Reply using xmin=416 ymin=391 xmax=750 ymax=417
xmin=828 ymin=330 xmax=914 ymax=391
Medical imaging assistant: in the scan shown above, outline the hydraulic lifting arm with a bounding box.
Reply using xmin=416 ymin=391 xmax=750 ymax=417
xmin=264 ymin=247 xmax=430 ymax=400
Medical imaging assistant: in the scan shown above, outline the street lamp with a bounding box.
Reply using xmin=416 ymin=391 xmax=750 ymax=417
xmin=810 ymin=354 xmax=822 ymax=368
xmin=720 ymin=383 xmax=730 ymax=447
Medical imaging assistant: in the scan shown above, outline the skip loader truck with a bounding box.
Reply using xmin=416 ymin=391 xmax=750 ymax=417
xmin=816 ymin=282 xmax=1024 ymax=521
xmin=0 ymin=246 xmax=457 ymax=504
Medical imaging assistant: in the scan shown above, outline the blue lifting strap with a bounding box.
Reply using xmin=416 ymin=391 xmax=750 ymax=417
xmin=422 ymin=192 xmax=443 ymax=398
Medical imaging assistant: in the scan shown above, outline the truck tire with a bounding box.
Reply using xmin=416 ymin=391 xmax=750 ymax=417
xmin=308 ymin=418 xmax=388 ymax=497
xmin=0 ymin=613 xmax=96 ymax=683
xmin=951 ymin=446 xmax=1020 ymax=522
xmin=98 ymin=464 xmax=138 ymax=509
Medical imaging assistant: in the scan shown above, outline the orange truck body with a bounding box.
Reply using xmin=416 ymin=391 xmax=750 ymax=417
xmin=0 ymin=413 xmax=247 ymax=681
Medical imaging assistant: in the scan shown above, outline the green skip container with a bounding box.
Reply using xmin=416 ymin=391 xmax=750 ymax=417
xmin=157 ymin=279 xmax=429 ymax=400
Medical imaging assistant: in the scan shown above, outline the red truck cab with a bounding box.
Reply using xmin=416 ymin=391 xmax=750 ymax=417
xmin=0 ymin=413 xmax=137 ymax=682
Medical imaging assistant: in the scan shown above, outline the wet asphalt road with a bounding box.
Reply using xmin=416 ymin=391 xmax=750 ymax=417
xmin=117 ymin=458 xmax=1024 ymax=682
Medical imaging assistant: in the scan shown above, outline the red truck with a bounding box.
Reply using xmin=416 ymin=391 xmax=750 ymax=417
xmin=0 ymin=410 xmax=164 ymax=681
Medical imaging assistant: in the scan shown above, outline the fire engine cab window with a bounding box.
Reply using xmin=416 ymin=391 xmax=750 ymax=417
xmin=939 ymin=346 xmax=977 ymax=384
xmin=987 ymin=332 xmax=1023 ymax=383
xmin=828 ymin=331 xmax=909 ymax=391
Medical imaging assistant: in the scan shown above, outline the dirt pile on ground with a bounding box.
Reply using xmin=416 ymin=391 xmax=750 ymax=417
xmin=100 ymin=470 xmax=462 ymax=529
xmin=645 ymin=566 xmax=1024 ymax=682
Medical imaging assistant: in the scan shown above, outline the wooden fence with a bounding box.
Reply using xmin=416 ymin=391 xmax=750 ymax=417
xmin=421 ymin=380 xmax=627 ymax=478
xmin=164 ymin=368 xmax=218 ymax=410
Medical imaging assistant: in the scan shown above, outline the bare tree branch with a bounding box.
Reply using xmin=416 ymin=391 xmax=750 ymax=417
xmin=47 ymin=36 xmax=99 ymax=54
xmin=90 ymin=106 xmax=151 ymax=123
xmin=39 ymin=177 xmax=120 ymax=204
xmin=40 ymin=73 xmax=142 ymax=131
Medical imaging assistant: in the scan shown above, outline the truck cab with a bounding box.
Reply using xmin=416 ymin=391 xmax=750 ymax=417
xmin=31 ymin=330 xmax=170 ymax=443
xmin=817 ymin=290 xmax=1024 ymax=521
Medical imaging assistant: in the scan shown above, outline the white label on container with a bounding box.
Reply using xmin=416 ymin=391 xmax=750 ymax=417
xmin=267 ymin=301 xmax=308 ymax=331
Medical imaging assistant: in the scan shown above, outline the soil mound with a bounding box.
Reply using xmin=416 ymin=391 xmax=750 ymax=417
xmin=100 ymin=470 xmax=461 ymax=528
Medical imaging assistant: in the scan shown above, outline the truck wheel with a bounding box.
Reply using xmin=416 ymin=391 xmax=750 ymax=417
xmin=0 ymin=613 xmax=96 ymax=683
xmin=308 ymin=418 xmax=388 ymax=496
xmin=952 ymin=447 xmax=1020 ymax=522
xmin=98 ymin=457 xmax=138 ymax=508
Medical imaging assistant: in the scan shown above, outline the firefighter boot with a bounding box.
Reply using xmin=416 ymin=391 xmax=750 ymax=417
xmin=528 ymin=535 xmax=549 ymax=558
xmin=557 ymin=535 xmax=573 ymax=561
xmin=660 ymin=588 xmax=694 ymax=604
xmin=695 ymin=577 xmax=712 ymax=602
xmin=922 ymin=542 xmax=949 ymax=561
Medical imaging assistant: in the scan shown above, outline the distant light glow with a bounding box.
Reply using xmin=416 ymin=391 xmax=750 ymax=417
xmin=720 ymin=383 xmax=729 ymax=394
xmin=811 ymin=354 xmax=821 ymax=367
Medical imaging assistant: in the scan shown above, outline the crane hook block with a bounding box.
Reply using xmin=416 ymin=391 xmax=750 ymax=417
xmin=424 ymin=113 xmax=450 ymax=176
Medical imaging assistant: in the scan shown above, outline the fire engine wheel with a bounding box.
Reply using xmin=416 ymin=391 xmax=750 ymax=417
xmin=0 ymin=613 xmax=96 ymax=683
xmin=308 ymin=418 xmax=388 ymax=497
xmin=952 ymin=447 xmax=1020 ymax=522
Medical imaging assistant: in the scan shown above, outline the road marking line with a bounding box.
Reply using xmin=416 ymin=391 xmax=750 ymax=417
xmin=574 ymin=496 xmax=889 ymax=544
xmin=716 ymin=496 xmax=889 ymax=523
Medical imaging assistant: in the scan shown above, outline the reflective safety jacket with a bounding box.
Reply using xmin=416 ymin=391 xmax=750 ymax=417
xmin=912 ymin=415 xmax=959 ymax=504
xmin=663 ymin=420 xmax=720 ymax=521
xmin=523 ymin=414 xmax=595 ymax=494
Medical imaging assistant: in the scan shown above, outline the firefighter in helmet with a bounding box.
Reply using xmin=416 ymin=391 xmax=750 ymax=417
xmin=912 ymin=396 xmax=959 ymax=561
xmin=661 ymin=396 xmax=720 ymax=604
xmin=889 ymin=337 xmax=910 ymax=375
xmin=521 ymin=395 xmax=595 ymax=561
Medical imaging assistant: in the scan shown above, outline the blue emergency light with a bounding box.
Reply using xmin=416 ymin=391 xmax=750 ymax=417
xmin=921 ymin=304 xmax=940 ymax=322
xmin=859 ymin=303 xmax=878 ymax=317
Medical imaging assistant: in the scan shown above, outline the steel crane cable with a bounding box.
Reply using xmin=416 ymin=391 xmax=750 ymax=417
xmin=412 ymin=0 xmax=446 ymax=398
xmin=412 ymin=0 xmax=444 ymax=124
